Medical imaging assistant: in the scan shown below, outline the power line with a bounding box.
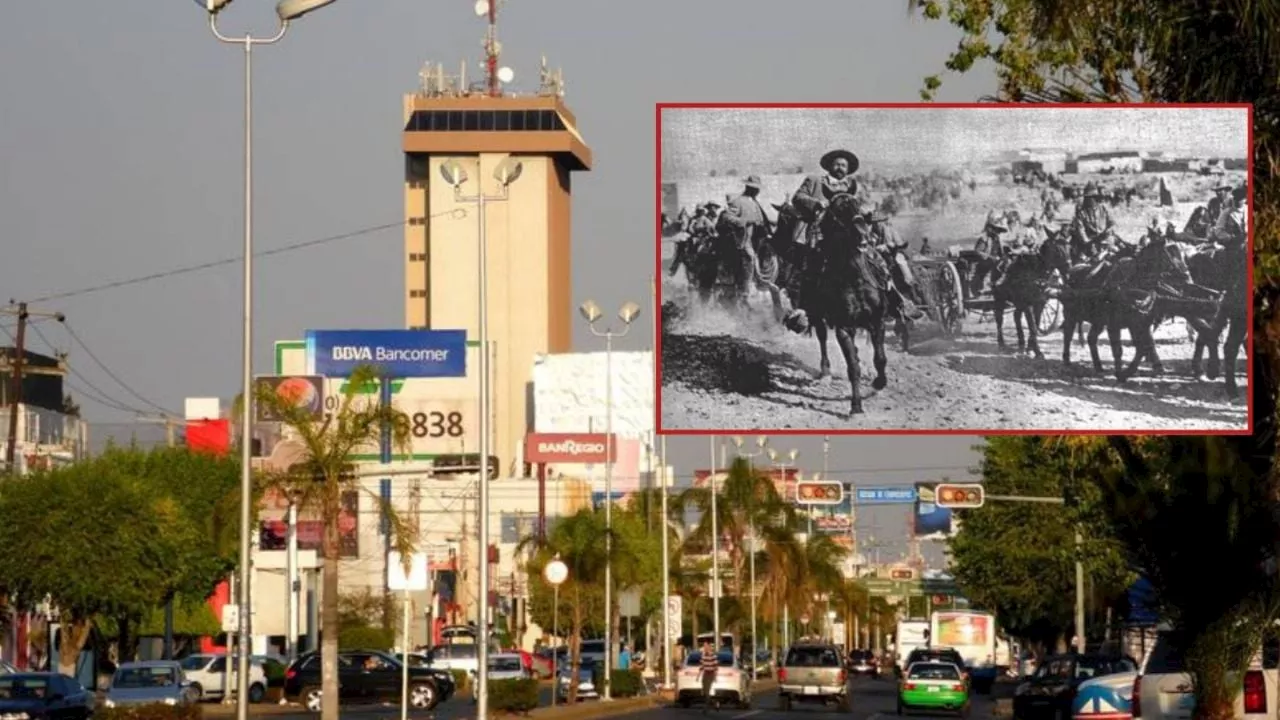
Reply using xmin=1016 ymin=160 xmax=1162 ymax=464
xmin=24 ymin=217 xmax=422 ymax=304
xmin=59 ymin=322 xmax=174 ymax=416
xmin=24 ymin=322 xmax=150 ymax=415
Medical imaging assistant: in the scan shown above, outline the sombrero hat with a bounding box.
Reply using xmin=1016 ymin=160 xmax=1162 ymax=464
xmin=820 ymin=149 xmax=860 ymax=174
xmin=743 ymin=174 xmax=763 ymax=189
xmin=703 ymin=201 xmax=721 ymax=211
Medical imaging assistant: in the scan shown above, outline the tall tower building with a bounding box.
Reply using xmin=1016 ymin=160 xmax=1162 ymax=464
xmin=401 ymin=9 xmax=591 ymax=474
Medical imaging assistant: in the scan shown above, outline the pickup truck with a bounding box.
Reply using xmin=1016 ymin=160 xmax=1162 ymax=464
xmin=778 ymin=642 xmax=850 ymax=712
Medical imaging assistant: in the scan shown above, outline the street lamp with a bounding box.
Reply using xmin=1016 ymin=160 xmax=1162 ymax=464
xmin=731 ymin=436 xmax=767 ymax=680
xmin=198 ymin=2 xmax=337 ymax=719
xmin=766 ymin=447 xmax=798 ymax=657
xmin=543 ymin=556 xmax=569 ymax=708
xmin=439 ymin=154 xmax=523 ymax=720
xmin=580 ymin=299 xmax=640 ymax=702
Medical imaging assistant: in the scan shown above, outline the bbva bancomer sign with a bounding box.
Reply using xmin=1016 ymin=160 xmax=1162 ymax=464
xmin=305 ymin=329 xmax=468 ymax=378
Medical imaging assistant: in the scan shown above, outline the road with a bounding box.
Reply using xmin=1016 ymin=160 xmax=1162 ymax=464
xmin=612 ymin=677 xmax=1000 ymax=720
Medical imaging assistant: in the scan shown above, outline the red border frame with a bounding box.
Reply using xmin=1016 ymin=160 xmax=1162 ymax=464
xmin=654 ymin=102 xmax=1255 ymax=437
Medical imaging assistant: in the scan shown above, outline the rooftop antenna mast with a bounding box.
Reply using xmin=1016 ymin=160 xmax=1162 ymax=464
xmin=475 ymin=0 xmax=514 ymax=97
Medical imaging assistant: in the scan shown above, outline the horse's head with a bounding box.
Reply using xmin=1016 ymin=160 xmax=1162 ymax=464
xmin=1138 ymin=236 xmax=1194 ymax=283
xmin=1037 ymin=233 xmax=1072 ymax=276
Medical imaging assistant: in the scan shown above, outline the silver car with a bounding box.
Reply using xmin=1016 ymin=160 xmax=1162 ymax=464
xmin=556 ymin=661 xmax=600 ymax=702
xmin=484 ymin=654 xmax=529 ymax=682
xmin=105 ymin=661 xmax=193 ymax=708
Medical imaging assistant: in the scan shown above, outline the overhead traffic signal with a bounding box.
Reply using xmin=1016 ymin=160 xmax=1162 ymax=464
xmin=889 ymin=567 xmax=916 ymax=581
xmin=935 ymin=483 xmax=985 ymax=509
xmin=796 ymin=480 xmax=845 ymax=506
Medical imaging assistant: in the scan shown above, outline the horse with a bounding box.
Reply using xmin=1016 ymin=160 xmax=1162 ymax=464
xmin=668 ymin=233 xmax=718 ymax=305
xmin=992 ymin=237 xmax=1071 ymax=358
xmin=1187 ymin=241 xmax=1249 ymax=396
xmin=1058 ymin=238 xmax=1199 ymax=380
xmin=810 ymin=193 xmax=892 ymax=416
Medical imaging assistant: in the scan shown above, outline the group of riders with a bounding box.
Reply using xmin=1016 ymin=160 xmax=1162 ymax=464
xmin=669 ymin=147 xmax=1248 ymax=332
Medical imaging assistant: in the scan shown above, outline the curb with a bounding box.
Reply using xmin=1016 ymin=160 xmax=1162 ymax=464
xmin=525 ymin=694 xmax=661 ymax=720
xmin=203 ymin=703 xmax=301 ymax=716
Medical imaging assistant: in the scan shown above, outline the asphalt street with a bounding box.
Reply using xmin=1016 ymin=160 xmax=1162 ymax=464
xmin=218 ymin=677 xmax=1001 ymax=719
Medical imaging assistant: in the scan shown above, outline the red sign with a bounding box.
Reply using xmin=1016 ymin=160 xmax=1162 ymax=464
xmin=525 ymin=433 xmax=617 ymax=464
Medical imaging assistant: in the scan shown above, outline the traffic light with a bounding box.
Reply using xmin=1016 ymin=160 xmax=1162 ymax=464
xmin=796 ymin=480 xmax=845 ymax=506
xmin=202 ymin=0 xmax=235 ymax=13
xmin=935 ymin=483 xmax=985 ymax=509
xmin=889 ymin=567 xmax=916 ymax=581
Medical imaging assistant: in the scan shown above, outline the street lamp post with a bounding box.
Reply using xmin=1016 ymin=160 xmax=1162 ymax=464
xmin=544 ymin=556 xmax=569 ymax=708
xmin=580 ymin=299 xmax=641 ymax=702
xmin=197 ymin=3 xmax=337 ymax=719
xmin=439 ymin=155 xmax=525 ymax=720
xmin=731 ymin=436 xmax=767 ymax=680
xmin=768 ymin=447 xmax=798 ymax=654
xmin=659 ymin=434 xmax=672 ymax=689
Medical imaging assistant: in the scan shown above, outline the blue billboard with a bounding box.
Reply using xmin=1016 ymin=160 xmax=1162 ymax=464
xmin=305 ymin=329 xmax=467 ymax=378
xmin=914 ymin=482 xmax=955 ymax=539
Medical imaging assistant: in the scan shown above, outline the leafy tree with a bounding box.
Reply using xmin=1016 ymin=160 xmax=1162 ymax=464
xmin=254 ymin=364 xmax=416 ymax=720
xmin=948 ymin=438 xmax=1131 ymax=651
xmin=519 ymin=508 xmax=615 ymax=702
xmin=0 ymin=460 xmax=177 ymax=674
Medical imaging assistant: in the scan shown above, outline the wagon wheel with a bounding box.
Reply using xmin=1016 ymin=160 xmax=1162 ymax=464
xmin=1037 ymin=297 xmax=1063 ymax=334
xmin=940 ymin=261 xmax=966 ymax=335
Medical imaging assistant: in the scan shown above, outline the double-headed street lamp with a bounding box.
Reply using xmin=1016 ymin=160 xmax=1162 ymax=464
xmin=197 ymin=2 xmax=337 ymax=719
xmin=731 ymin=436 xmax=767 ymax=680
xmin=439 ymin=155 xmax=524 ymax=720
xmin=580 ymin=299 xmax=641 ymax=702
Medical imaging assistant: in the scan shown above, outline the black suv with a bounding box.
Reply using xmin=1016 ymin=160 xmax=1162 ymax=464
xmin=901 ymin=647 xmax=968 ymax=679
xmin=283 ymin=649 xmax=455 ymax=712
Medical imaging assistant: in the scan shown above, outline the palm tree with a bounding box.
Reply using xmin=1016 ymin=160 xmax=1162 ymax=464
xmin=518 ymin=508 xmax=614 ymax=703
xmin=254 ymin=364 xmax=416 ymax=720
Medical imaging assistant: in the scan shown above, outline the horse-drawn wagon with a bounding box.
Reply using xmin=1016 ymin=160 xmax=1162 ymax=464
xmin=904 ymin=253 xmax=966 ymax=335
xmin=951 ymin=248 xmax=1065 ymax=334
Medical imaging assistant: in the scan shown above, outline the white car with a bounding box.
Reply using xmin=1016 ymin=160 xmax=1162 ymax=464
xmin=484 ymin=654 xmax=529 ymax=681
xmin=177 ymin=654 xmax=269 ymax=703
xmin=1134 ymin=629 xmax=1278 ymax=720
xmin=676 ymin=650 xmax=752 ymax=709
xmin=425 ymin=643 xmax=480 ymax=676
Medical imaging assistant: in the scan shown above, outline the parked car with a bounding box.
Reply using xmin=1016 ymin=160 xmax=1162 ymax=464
xmin=675 ymin=650 xmax=752 ymax=709
xmin=0 ymin=672 xmax=96 ymax=719
xmin=282 ymin=649 xmax=454 ymax=713
xmin=1134 ymin=630 xmax=1280 ymax=720
xmin=529 ymin=648 xmax=556 ymax=679
xmin=1013 ymin=653 xmax=1139 ymax=720
xmin=177 ymin=653 xmax=270 ymax=702
xmin=484 ymin=654 xmax=529 ymax=681
xmin=556 ymin=660 xmax=600 ymax=702
xmin=848 ymin=648 xmax=881 ymax=678
xmin=898 ymin=661 xmax=971 ymax=716
xmin=105 ymin=661 xmax=194 ymax=708
xmin=423 ymin=643 xmax=479 ymax=676
xmin=777 ymin=642 xmax=850 ymax=712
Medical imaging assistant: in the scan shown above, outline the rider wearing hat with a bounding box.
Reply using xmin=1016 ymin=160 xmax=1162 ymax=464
xmin=792 ymin=149 xmax=861 ymax=241
xmin=717 ymin=175 xmax=772 ymax=300
xmin=688 ymin=205 xmax=716 ymax=239
xmin=970 ymin=210 xmax=1010 ymax=296
xmin=1069 ymin=183 xmax=1116 ymax=263
xmin=869 ymin=212 xmax=927 ymax=321
xmin=1209 ymin=185 xmax=1247 ymax=245
xmin=1206 ymin=182 xmax=1233 ymax=226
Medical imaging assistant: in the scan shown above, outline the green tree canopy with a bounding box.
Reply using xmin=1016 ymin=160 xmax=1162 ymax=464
xmin=948 ymin=438 xmax=1130 ymax=648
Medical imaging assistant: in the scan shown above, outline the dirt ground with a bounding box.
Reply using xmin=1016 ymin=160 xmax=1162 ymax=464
xmin=658 ymin=173 xmax=1250 ymax=432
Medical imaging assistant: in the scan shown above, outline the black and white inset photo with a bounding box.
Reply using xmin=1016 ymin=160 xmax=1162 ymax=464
xmin=658 ymin=104 xmax=1250 ymax=433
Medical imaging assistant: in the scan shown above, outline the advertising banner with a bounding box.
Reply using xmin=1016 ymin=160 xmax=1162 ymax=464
xmin=525 ymin=433 xmax=618 ymax=464
xmin=254 ymin=375 xmax=324 ymax=422
xmin=932 ymin=611 xmax=991 ymax=649
xmin=259 ymin=489 xmax=359 ymax=558
xmin=306 ymin=329 xmax=466 ymax=378
xmin=320 ymin=378 xmax=476 ymax=459
xmin=914 ymin=482 xmax=955 ymax=539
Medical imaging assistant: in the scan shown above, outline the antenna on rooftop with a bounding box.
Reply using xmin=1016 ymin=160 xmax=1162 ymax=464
xmin=474 ymin=0 xmax=513 ymax=96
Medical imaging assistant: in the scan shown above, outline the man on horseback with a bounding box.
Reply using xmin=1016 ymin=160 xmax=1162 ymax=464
xmin=1206 ymin=183 xmax=1233 ymax=226
xmin=688 ymin=205 xmax=716 ymax=241
xmin=869 ymin=212 xmax=926 ymax=321
xmin=1210 ymin=186 xmax=1247 ymax=245
xmin=969 ymin=209 xmax=1011 ymax=297
xmin=717 ymin=175 xmax=772 ymax=306
xmin=792 ymin=149 xmax=861 ymax=241
xmin=1068 ymin=183 xmax=1116 ymax=263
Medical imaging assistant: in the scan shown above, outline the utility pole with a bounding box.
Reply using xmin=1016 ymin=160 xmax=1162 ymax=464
xmin=3 ymin=303 xmax=65 ymax=475
xmin=4 ymin=302 xmax=29 ymax=475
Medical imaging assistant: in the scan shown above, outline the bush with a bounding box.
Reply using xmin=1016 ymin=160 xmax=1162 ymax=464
xmin=488 ymin=678 xmax=539 ymax=714
xmin=609 ymin=669 xmax=644 ymax=698
xmin=338 ymin=623 xmax=394 ymax=650
xmin=451 ymin=668 xmax=470 ymax=694
xmin=96 ymin=705 xmax=202 ymax=720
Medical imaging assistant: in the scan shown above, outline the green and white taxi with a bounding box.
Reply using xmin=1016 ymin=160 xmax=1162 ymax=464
xmin=898 ymin=661 xmax=971 ymax=716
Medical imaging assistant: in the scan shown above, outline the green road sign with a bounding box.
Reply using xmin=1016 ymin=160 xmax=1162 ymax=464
xmin=921 ymin=578 xmax=960 ymax=595
xmin=860 ymin=578 xmax=923 ymax=596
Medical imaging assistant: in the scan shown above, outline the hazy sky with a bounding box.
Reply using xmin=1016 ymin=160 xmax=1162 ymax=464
xmin=663 ymin=106 xmax=1251 ymax=178
xmin=0 ymin=0 xmax=997 ymax=562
